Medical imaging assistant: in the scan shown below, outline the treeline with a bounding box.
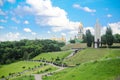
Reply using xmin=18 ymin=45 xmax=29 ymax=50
xmin=69 ymin=27 xmax=120 ymax=47
xmin=0 ymin=39 xmax=65 ymax=64
xmin=83 ymin=27 xmax=120 ymax=47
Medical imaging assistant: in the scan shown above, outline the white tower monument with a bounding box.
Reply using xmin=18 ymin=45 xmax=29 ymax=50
xmin=94 ymin=20 xmax=101 ymax=48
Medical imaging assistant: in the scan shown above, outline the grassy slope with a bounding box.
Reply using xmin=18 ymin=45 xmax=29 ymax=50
xmin=63 ymin=48 xmax=110 ymax=66
xmin=43 ymin=58 xmax=120 ymax=80
xmin=33 ymin=50 xmax=72 ymax=61
xmin=103 ymin=49 xmax=120 ymax=59
xmin=0 ymin=61 xmax=42 ymax=77
xmin=12 ymin=75 xmax=34 ymax=80
xmin=61 ymin=43 xmax=87 ymax=50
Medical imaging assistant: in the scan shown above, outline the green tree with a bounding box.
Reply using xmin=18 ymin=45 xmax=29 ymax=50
xmin=70 ymin=40 xmax=75 ymax=43
xmin=101 ymin=34 xmax=107 ymax=45
xmin=82 ymin=34 xmax=87 ymax=43
xmin=86 ymin=29 xmax=93 ymax=47
xmin=105 ymin=27 xmax=114 ymax=47
xmin=113 ymin=34 xmax=120 ymax=43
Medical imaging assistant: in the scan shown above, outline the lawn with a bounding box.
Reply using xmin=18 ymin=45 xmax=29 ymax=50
xmin=63 ymin=48 xmax=110 ymax=66
xmin=0 ymin=61 xmax=42 ymax=78
xmin=33 ymin=50 xmax=72 ymax=62
xmin=43 ymin=58 xmax=120 ymax=80
xmin=61 ymin=43 xmax=87 ymax=50
xmin=12 ymin=75 xmax=34 ymax=80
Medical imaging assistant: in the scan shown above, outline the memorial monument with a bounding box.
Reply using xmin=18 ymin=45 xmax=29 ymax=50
xmin=94 ymin=20 xmax=101 ymax=48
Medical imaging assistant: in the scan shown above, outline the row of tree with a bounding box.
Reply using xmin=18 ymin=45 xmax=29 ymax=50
xmin=85 ymin=27 xmax=120 ymax=47
xmin=0 ymin=39 xmax=65 ymax=64
xmin=70 ymin=27 xmax=120 ymax=47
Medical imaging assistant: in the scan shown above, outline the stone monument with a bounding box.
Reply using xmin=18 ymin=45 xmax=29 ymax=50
xmin=94 ymin=20 xmax=101 ymax=48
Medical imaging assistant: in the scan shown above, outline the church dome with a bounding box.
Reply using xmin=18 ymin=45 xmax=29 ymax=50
xmin=79 ymin=22 xmax=83 ymax=28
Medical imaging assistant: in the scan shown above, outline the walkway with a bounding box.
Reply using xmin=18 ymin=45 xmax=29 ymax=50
xmin=33 ymin=50 xmax=76 ymax=80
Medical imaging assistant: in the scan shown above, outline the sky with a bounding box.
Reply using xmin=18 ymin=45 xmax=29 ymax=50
xmin=0 ymin=0 xmax=120 ymax=41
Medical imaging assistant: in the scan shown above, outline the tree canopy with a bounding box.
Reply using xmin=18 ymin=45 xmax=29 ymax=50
xmin=0 ymin=39 xmax=65 ymax=64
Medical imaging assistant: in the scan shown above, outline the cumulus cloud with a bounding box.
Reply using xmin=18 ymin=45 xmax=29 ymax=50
xmin=11 ymin=17 xmax=20 ymax=23
xmin=73 ymin=4 xmax=96 ymax=13
xmin=83 ymin=22 xmax=120 ymax=36
xmin=24 ymin=20 xmax=29 ymax=24
xmin=0 ymin=9 xmax=5 ymax=15
xmin=23 ymin=28 xmax=37 ymax=35
xmin=61 ymin=33 xmax=66 ymax=36
xmin=47 ymin=31 xmax=51 ymax=34
xmin=7 ymin=0 xmax=16 ymax=3
xmin=24 ymin=28 xmax=32 ymax=32
xmin=0 ymin=32 xmax=20 ymax=41
xmin=0 ymin=0 xmax=3 ymax=6
xmin=14 ymin=0 xmax=80 ymax=32
xmin=0 ymin=19 xmax=7 ymax=23
xmin=108 ymin=22 xmax=120 ymax=34
xmin=31 ymin=32 xmax=36 ymax=35
xmin=107 ymin=14 xmax=112 ymax=18
xmin=0 ymin=26 xmax=4 ymax=29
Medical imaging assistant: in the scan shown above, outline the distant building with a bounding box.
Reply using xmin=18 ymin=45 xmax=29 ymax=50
xmin=77 ymin=22 xmax=84 ymax=40
xmin=51 ymin=35 xmax=66 ymax=43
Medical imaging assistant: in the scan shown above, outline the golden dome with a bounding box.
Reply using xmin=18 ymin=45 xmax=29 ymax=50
xmin=79 ymin=22 xmax=83 ymax=28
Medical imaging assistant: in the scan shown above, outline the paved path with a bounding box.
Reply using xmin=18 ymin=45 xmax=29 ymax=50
xmin=33 ymin=51 xmax=75 ymax=80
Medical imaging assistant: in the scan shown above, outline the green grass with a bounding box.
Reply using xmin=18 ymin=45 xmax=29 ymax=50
xmin=12 ymin=75 xmax=34 ymax=80
xmin=104 ymin=49 xmax=120 ymax=59
xmin=61 ymin=43 xmax=87 ymax=50
xmin=33 ymin=50 xmax=72 ymax=61
xmin=43 ymin=58 xmax=120 ymax=80
xmin=63 ymin=48 xmax=110 ymax=66
xmin=0 ymin=61 xmax=42 ymax=78
xmin=32 ymin=65 xmax=58 ymax=74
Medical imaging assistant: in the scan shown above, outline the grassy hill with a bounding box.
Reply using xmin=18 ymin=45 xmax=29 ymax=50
xmin=63 ymin=48 xmax=120 ymax=66
xmin=33 ymin=50 xmax=72 ymax=62
xmin=61 ymin=43 xmax=87 ymax=50
xmin=43 ymin=58 xmax=120 ymax=80
xmin=0 ymin=61 xmax=57 ymax=79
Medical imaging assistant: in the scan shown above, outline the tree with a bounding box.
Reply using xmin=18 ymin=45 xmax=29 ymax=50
xmin=105 ymin=27 xmax=114 ymax=47
xmin=70 ymin=40 xmax=75 ymax=43
xmin=86 ymin=29 xmax=93 ymax=47
xmin=82 ymin=34 xmax=87 ymax=43
xmin=101 ymin=34 xmax=107 ymax=45
xmin=113 ymin=34 xmax=120 ymax=43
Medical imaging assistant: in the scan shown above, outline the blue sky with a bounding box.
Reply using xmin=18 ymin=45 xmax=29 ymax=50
xmin=0 ymin=0 xmax=120 ymax=41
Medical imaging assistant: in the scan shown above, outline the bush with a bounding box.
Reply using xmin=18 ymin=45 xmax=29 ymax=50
xmin=99 ymin=46 xmax=107 ymax=48
xmin=108 ymin=46 xmax=120 ymax=48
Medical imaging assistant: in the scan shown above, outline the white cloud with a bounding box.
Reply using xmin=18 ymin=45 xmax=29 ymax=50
xmin=0 ymin=26 xmax=4 ymax=29
xmin=14 ymin=0 xmax=80 ymax=33
xmin=73 ymin=4 xmax=80 ymax=8
xmin=11 ymin=17 xmax=20 ymax=23
xmin=84 ymin=27 xmax=94 ymax=35
xmin=0 ymin=9 xmax=5 ymax=15
xmin=107 ymin=14 xmax=112 ymax=18
xmin=108 ymin=22 xmax=120 ymax=34
xmin=23 ymin=28 xmax=32 ymax=32
xmin=7 ymin=0 xmax=16 ymax=3
xmin=24 ymin=20 xmax=29 ymax=24
xmin=47 ymin=31 xmax=51 ymax=34
xmin=31 ymin=32 xmax=36 ymax=35
xmin=61 ymin=33 xmax=66 ymax=36
xmin=0 ymin=19 xmax=7 ymax=23
xmin=7 ymin=32 xmax=20 ymax=38
xmin=11 ymin=26 xmax=18 ymax=30
xmin=0 ymin=0 xmax=3 ymax=6
xmin=73 ymin=4 xmax=96 ymax=13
